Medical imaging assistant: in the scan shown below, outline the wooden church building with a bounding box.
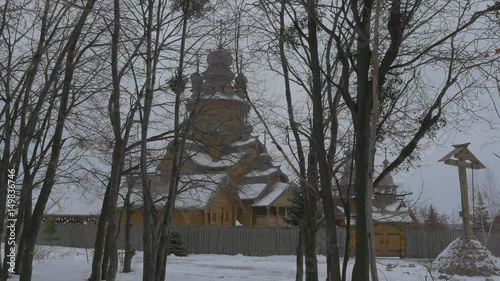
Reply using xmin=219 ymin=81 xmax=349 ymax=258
xmin=120 ymin=47 xmax=292 ymax=227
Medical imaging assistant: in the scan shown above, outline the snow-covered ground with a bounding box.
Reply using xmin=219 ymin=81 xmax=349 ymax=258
xmin=6 ymin=246 xmax=500 ymax=281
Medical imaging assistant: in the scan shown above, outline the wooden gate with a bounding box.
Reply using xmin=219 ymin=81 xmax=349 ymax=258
xmin=349 ymin=223 xmax=405 ymax=257
xmin=374 ymin=223 xmax=401 ymax=256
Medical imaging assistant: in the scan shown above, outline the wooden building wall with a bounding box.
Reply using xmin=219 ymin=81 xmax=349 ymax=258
xmin=173 ymin=210 xmax=205 ymax=225
xmin=118 ymin=209 xmax=205 ymax=226
xmin=119 ymin=189 xmax=239 ymax=226
xmin=272 ymin=189 xmax=291 ymax=207
xmin=206 ymin=189 xmax=238 ymax=226
xmin=237 ymin=202 xmax=254 ymax=226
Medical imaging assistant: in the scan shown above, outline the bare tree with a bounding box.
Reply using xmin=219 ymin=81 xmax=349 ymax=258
xmin=18 ymin=1 xmax=99 ymax=280
xmin=0 ymin=0 xmax=110 ymax=275
xmin=472 ymin=168 xmax=500 ymax=243
xmin=1 ymin=1 xmax=106 ymax=279
xmin=251 ymin=1 xmax=500 ymax=281
xmin=251 ymin=1 xmax=350 ymax=279
xmin=0 ymin=3 xmax=64 ymax=274
xmin=136 ymin=0 xmax=210 ymax=280
xmin=296 ymin=0 xmax=500 ymax=279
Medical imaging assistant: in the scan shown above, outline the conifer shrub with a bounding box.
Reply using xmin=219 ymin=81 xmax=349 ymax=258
xmin=168 ymin=230 xmax=188 ymax=257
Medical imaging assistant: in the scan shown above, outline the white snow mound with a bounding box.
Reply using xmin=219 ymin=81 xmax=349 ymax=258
xmin=432 ymin=236 xmax=500 ymax=277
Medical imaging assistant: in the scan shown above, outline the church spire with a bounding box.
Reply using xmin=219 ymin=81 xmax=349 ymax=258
xmin=202 ymin=47 xmax=234 ymax=92
xmin=378 ymin=148 xmax=396 ymax=190
xmin=196 ymin=53 xmax=200 ymax=73
xmin=383 ymin=148 xmax=389 ymax=167
xmin=217 ymin=19 xmax=225 ymax=49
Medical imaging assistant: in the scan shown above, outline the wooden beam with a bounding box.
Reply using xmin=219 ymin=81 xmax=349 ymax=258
xmin=457 ymin=161 xmax=473 ymax=239
xmin=439 ymin=145 xmax=486 ymax=169
xmin=440 ymin=144 xmax=485 ymax=240
xmin=443 ymin=159 xmax=485 ymax=169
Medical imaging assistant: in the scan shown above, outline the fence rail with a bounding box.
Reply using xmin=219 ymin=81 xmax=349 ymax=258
xmin=405 ymin=228 xmax=500 ymax=258
xmin=36 ymin=223 xmax=346 ymax=256
xmin=36 ymin=223 xmax=499 ymax=258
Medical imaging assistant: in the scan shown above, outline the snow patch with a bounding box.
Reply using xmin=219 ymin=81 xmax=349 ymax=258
xmin=253 ymin=182 xmax=289 ymax=206
xmin=238 ymin=183 xmax=268 ymax=200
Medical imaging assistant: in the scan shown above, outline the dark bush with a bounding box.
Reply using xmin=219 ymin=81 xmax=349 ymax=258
xmin=168 ymin=230 xmax=188 ymax=257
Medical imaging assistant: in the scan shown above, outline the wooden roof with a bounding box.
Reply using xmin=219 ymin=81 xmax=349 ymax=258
xmin=438 ymin=143 xmax=486 ymax=170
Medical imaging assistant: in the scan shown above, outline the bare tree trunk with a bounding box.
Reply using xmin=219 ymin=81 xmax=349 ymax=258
xmin=367 ymin=0 xmax=382 ymax=280
xmin=0 ymin=155 xmax=8 ymax=276
xmin=306 ymin=0 xmax=341 ymax=279
xmin=321 ymin=195 xmax=341 ymax=281
xmin=123 ymin=201 xmax=135 ymax=273
xmin=7 ymin=96 xmax=55 ymax=277
xmin=104 ymin=1 xmax=125 ymax=279
xmin=154 ymin=3 xmax=189 ymax=280
xmin=277 ymin=2 xmax=314 ymax=280
xmin=351 ymin=129 xmax=371 ymax=281
xmin=89 ymin=183 xmax=110 ymax=281
xmin=90 ymin=0 xmax=143 ymax=278
xmin=0 ymin=146 xmax=13 ymax=279
xmin=0 ymin=1 xmax=51 ymax=274
xmin=141 ymin=1 xmax=159 ymax=280
xmin=103 ymin=100 xmax=121 ymax=276
xmin=123 ymin=177 xmax=135 ymax=273
xmin=295 ymin=225 xmax=304 ymax=281
xmin=341 ymin=198 xmax=351 ymax=281
xmin=351 ymin=0 xmax=373 ymax=279
xmin=6 ymin=170 xmax=32 ymax=277
xmin=341 ymin=144 xmax=354 ymax=281
xmin=101 ymin=236 xmax=110 ymax=280
xmin=301 ymin=137 xmax=319 ymax=281
xmin=303 ymin=175 xmax=318 ymax=281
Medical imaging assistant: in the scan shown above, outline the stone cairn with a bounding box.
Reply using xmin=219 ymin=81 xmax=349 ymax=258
xmin=433 ymin=236 xmax=500 ymax=278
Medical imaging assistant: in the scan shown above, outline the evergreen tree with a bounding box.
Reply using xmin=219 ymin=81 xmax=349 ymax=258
xmin=424 ymin=205 xmax=446 ymax=229
xmin=285 ymin=182 xmax=323 ymax=226
xmin=473 ymin=192 xmax=491 ymax=232
xmin=42 ymin=218 xmax=59 ymax=244
xmin=168 ymin=231 xmax=187 ymax=257
xmin=284 ymin=183 xmax=304 ymax=226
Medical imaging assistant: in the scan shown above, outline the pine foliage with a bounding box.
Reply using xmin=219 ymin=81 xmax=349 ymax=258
xmin=424 ymin=205 xmax=446 ymax=229
xmin=284 ymin=183 xmax=304 ymax=226
xmin=42 ymin=218 xmax=59 ymax=243
xmin=168 ymin=231 xmax=188 ymax=257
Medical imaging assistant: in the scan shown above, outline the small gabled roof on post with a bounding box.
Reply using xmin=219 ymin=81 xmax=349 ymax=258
xmin=438 ymin=142 xmax=486 ymax=170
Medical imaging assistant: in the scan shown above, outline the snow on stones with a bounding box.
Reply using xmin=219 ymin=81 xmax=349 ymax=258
xmin=433 ymin=236 xmax=500 ymax=277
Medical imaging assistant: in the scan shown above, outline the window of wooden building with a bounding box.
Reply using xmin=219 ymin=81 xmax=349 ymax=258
xmin=253 ymin=207 xmax=267 ymax=216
